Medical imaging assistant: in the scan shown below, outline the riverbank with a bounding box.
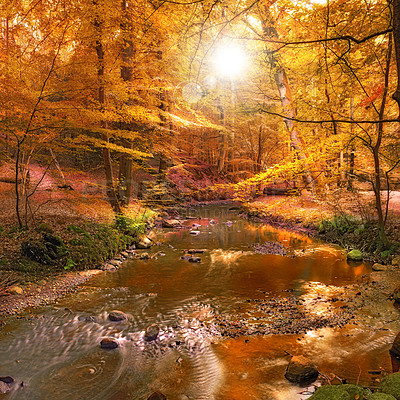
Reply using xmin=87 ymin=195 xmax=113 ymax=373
xmin=0 ymin=198 xmax=157 ymax=326
xmin=243 ymin=193 xmax=400 ymax=263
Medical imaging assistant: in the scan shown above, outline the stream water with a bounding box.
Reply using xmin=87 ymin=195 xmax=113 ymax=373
xmin=0 ymin=205 xmax=398 ymax=400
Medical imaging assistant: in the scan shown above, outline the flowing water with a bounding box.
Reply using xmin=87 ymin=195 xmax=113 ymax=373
xmin=0 ymin=205 xmax=398 ymax=400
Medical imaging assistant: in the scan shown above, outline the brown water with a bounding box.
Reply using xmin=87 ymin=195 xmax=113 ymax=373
xmin=0 ymin=205 xmax=398 ymax=400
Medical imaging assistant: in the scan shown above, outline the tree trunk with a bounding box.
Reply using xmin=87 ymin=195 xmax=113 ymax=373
xmin=116 ymin=0 xmax=134 ymax=206
xmin=392 ymin=0 xmax=400 ymax=113
xmin=217 ymin=103 xmax=226 ymax=173
xmin=275 ymin=68 xmax=315 ymax=188
xmin=94 ymin=1 xmax=121 ymax=214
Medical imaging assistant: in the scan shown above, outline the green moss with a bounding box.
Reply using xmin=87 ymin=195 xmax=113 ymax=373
xmin=347 ymin=249 xmax=363 ymax=261
xmin=369 ymin=393 xmax=397 ymax=400
xmin=309 ymin=385 xmax=350 ymax=400
xmin=310 ymin=384 xmax=370 ymax=400
xmin=379 ymin=373 xmax=400 ymax=399
xmin=35 ymin=223 xmax=54 ymax=234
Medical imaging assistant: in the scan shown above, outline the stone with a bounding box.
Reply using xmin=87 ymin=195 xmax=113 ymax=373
xmin=393 ymin=256 xmax=400 ymax=267
xmin=140 ymin=252 xmax=150 ymax=260
xmin=188 ymin=257 xmax=201 ymax=263
xmin=284 ymin=355 xmax=319 ymax=384
xmin=102 ymin=264 xmax=117 ymax=272
xmin=0 ymin=381 xmax=11 ymax=394
xmin=189 ymin=231 xmax=200 ymax=235
xmin=394 ymin=287 xmax=400 ymax=303
xmin=9 ymin=286 xmax=23 ymax=295
xmin=144 ymin=324 xmax=160 ymax=342
xmin=121 ymin=251 xmax=129 ymax=258
xmin=0 ymin=377 xmax=14 ymax=385
xmin=187 ymin=249 xmax=206 ymax=254
xmin=309 ymin=384 xmax=370 ymax=400
xmin=372 ymin=263 xmax=387 ymax=271
xmin=100 ymin=338 xmax=119 ymax=349
xmin=369 ymin=394 xmax=397 ymax=400
xmin=109 ymin=259 xmax=121 ymax=266
xmin=379 ymin=372 xmax=400 ymax=399
xmin=347 ymin=249 xmax=363 ymax=261
xmin=108 ymin=310 xmax=127 ymax=322
xmin=391 ymin=333 xmax=400 ymax=358
xmin=137 ymin=237 xmax=152 ymax=249
xmin=162 ymin=219 xmax=181 ymax=228
xmin=147 ymin=391 xmax=167 ymax=400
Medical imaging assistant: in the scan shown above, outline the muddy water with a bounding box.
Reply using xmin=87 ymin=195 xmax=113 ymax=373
xmin=0 ymin=205 xmax=398 ymax=400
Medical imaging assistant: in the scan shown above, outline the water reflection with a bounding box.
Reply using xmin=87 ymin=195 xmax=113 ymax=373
xmin=0 ymin=205 xmax=396 ymax=400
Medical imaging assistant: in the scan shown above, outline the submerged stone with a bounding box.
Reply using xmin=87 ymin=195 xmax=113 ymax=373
xmin=0 ymin=381 xmax=11 ymax=394
xmin=147 ymin=391 xmax=167 ymax=400
xmin=100 ymin=338 xmax=119 ymax=349
xmin=284 ymin=355 xmax=318 ymax=384
xmin=390 ymin=332 xmax=400 ymax=357
xmin=347 ymin=249 xmax=363 ymax=261
xmin=144 ymin=324 xmax=160 ymax=342
xmin=108 ymin=310 xmax=127 ymax=322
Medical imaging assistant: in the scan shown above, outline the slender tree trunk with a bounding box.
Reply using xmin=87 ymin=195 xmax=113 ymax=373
xmin=275 ymin=68 xmax=315 ymax=188
xmin=117 ymin=0 xmax=134 ymax=206
xmin=392 ymin=0 xmax=400 ymax=112
xmin=217 ymin=103 xmax=226 ymax=173
xmin=372 ymin=34 xmax=392 ymax=245
xmin=94 ymin=1 xmax=121 ymax=214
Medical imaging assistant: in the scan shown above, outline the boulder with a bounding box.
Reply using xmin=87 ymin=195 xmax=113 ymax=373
xmin=0 ymin=381 xmax=11 ymax=394
xmin=394 ymin=287 xmax=400 ymax=303
xmin=189 ymin=231 xmax=200 ymax=235
xmin=100 ymin=338 xmax=119 ymax=350
xmin=102 ymin=264 xmax=117 ymax=272
xmin=393 ymin=256 xmax=400 ymax=267
xmin=187 ymin=249 xmax=206 ymax=254
xmin=379 ymin=372 xmax=400 ymax=399
xmin=9 ymin=285 xmax=23 ymax=295
xmin=373 ymin=263 xmax=387 ymax=271
xmin=347 ymin=249 xmax=363 ymax=261
xmin=109 ymin=259 xmax=121 ymax=267
xmin=0 ymin=377 xmax=14 ymax=385
xmin=391 ymin=333 xmax=400 ymax=357
xmin=309 ymin=384 xmax=369 ymax=400
xmin=284 ymin=355 xmax=319 ymax=384
xmin=144 ymin=324 xmax=160 ymax=342
xmin=140 ymin=252 xmax=150 ymax=260
xmin=162 ymin=219 xmax=181 ymax=228
xmin=108 ymin=310 xmax=127 ymax=322
xmin=147 ymin=391 xmax=167 ymax=400
xmin=137 ymin=237 xmax=152 ymax=249
xmin=121 ymin=251 xmax=129 ymax=258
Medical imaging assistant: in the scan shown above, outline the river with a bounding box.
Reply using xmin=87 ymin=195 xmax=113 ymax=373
xmin=0 ymin=205 xmax=398 ymax=399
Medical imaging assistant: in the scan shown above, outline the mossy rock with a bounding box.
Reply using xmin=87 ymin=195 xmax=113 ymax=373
xmin=21 ymin=234 xmax=67 ymax=266
xmin=369 ymin=393 xmax=397 ymax=400
xmin=310 ymin=384 xmax=370 ymax=400
xmin=309 ymin=385 xmax=350 ymax=400
xmin=379 ymin=373 xmax=400 ymax=399
xmin=347 ymin=249 xmax=363 ymax=261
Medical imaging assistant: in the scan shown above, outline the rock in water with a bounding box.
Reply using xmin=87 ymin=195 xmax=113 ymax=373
xmin=0 ymin=381 xmax=11 ymax=394
xmin=187 ymin=249 xmax=206 ymax=254
xmin=147 ymin=391 xmax=167 ymax=400
xmin=100 ymin=338 xmax=119 ymax=349
xmin=188 ymin=257 xmax=201 ymax=263
xmin=284 ymin=355 xmax=319 ymax=384
xmin=144 ymin=324 xmax=160 ymax=342
xmin=162 ymin=219 xmax=181 ymax=228
xmin=347 ymin=249 xmax=363 ymax=261
xmin=390 ymin=332 xmax=400 ymax=357
xmin=0 ymin=377 xmax=14 ymax=385
xmin=108 ymin=310 xmax=127 ymax=322
xmin=137 ymin=237 xmax=152 ymax=249
xmin=372 ymin=263 xmax=387 ymax=271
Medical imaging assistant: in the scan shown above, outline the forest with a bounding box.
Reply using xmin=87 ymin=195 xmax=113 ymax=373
xmin=1 ymin=0 xmax=400 ymax=398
